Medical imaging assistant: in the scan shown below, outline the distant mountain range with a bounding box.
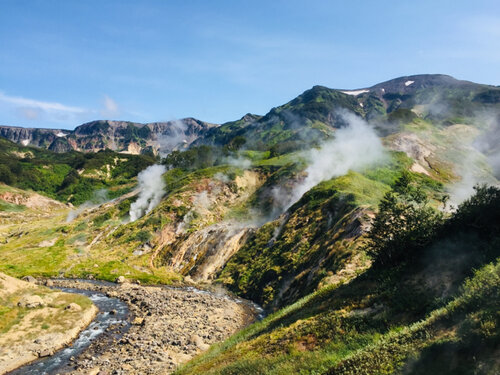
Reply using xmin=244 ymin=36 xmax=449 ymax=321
xmin=1 ymin=74 xmax=499 ymax=155
xmin=0 ymin=118 xmax=216 ymax=155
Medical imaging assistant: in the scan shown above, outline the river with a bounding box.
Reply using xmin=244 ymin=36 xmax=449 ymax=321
xmin=8 ymin=287 xmax=129 ymax=375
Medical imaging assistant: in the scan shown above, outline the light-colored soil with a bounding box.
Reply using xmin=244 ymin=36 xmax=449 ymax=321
xmin=410 ymin=162 xmax=431 ymax=176
xmin=0 ymin=186 xmax=67 ymax=210
xmin=0 ymin=273 xmax=97 ymax=375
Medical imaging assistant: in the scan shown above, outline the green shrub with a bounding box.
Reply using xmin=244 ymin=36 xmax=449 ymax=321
xmin=135 ymin=230 xmax=152 ymax=243
xmin=93 ymin=212 xmax=112 ymax=227
xmin=366 ymin=172 xmax=443 ymax=266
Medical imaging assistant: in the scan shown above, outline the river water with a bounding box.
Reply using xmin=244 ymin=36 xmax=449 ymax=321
xmin=8 ymin=287 xmax=130 ymax=375
xmin=8 ymin=280 xmax=264 ymax=375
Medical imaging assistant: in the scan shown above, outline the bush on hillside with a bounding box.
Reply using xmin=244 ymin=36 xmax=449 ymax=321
xmin=366 ymin=172 xmax=443 ymax=266
xmin=447 ymin=184 xmax=500 ymax=239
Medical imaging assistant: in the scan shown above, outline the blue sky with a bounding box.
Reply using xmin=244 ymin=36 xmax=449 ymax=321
xmin=0 ymin=0 xmax=499 ymax=129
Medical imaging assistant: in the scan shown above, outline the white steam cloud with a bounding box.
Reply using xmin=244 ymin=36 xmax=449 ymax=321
xmin=129 ymin=164 xmax=167 ymax=222
xmin=66 ymin=189 xmax=110 ymax=222
xmin=272 ymin=111 xmax=387 ymax=215
xmin=157 ymin=120 xmax=188 ymax=156
xmin=447 ymin=111 xmax=500 ymax=206
xmin=446 ymin=151 xmax=493 ymax=207
xmin=223 ymin=155 xmax=252 ymax=169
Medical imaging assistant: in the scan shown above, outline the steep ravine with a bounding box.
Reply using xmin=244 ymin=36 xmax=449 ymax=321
xmin=162 ymin=222 xmax=254 ymax=281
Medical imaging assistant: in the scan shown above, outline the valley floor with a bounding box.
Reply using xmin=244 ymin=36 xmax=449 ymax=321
xmin=0 ymin=273 xmax=97 ymax=375
xmin=42 ymin=279 xmax=259 ymax=374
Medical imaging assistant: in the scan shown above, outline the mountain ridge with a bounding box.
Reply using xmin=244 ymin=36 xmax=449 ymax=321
xmin=2 ymin=74 xmax=500 ymax=155
xmin=0 ymin=117 xmax=217 ymax=155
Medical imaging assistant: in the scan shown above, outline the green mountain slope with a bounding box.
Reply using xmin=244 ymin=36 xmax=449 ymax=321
xmin=176 ymin=185 xmax=500 ymax=375
xmin=0 ymin=137 xmax=155 ymax=205
xmin=0 ymin=74 xmax=499 ymax=374
xmin=196 ymin=74 xmax=500 ymax=154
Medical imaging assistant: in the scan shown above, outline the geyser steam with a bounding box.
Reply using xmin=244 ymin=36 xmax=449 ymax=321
xmin=272 ymin=111 xmax=386 ymax=214
xmin=157 ymin=120 xmax=187 ymax=156
xmin=129 ymin=164 xmax=167 ymax=222
xmin=447 ymin=111 xmax=500 ymax=206
xmin=66 ymin=189 xmax=109 ymax=223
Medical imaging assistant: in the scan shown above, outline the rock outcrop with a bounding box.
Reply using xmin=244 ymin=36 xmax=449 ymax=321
xmin=0 ymin=117 xmax=217 ymax=155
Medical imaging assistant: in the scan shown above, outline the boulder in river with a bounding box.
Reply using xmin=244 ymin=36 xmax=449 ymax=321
xmin=22 ymin=275 xmax=36 ymax=283
xmin=38 ymin=348 xmax=53 ymax=358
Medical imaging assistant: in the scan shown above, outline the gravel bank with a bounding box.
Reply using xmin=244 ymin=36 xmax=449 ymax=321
xmin=47 ymin=279 xmax=258 ymax=374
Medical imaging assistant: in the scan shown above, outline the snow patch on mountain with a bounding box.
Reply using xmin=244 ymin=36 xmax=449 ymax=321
xmin=340 ymin=89 xmax=369 ymax=96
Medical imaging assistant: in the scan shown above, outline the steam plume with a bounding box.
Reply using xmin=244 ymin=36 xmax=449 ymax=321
xmin=66 ymin=189 xmax=109 ymax=222
xmin=223 ymin=155 xmax=252 ymax=169
xmin=448 ymin=111 xmax=500 ymax=206
xmin=157 ymin=120 xmax=187 ymax=156
xmin=129 ymin=164 xmax=167 ymax=222
xmin=271 ymin=111 xmax=386 ymax=215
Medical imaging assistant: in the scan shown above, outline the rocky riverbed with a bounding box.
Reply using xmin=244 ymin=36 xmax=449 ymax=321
xmin=43 ymin=279 xmax=259 ymax=374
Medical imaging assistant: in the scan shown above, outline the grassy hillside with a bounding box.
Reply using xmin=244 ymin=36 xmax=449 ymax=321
xmin=176 ymin=185 xmax=500 ymax=375
xmin=0 ymin=137 xmax=155 ymax=204
xmin=0 ymin=272 xmax=97 ymax=373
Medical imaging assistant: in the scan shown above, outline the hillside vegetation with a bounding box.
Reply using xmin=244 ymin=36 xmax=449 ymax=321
xmin=0 ymin=137 xmax=155 ymax=204
xmin=0 ymin=74 xmax=499 ymax=374
xmin=176 ymin=184 xmax=500 ymax=375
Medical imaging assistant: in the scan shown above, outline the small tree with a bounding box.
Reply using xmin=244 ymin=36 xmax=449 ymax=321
xmin=0 ymin=164 xmax=14 ymax=185
xmin=366 ymin=172 xmax=443 ymax=267
xmin=448 ymin=184 xmax=500 ymax=240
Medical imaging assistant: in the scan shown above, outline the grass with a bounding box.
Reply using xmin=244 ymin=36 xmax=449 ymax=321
xmin=314 ymin=171 xmax=390 ymax=207
xmin=0 ymin=233 xmax=69 ymax=278
xmin=176 ymin=276 xmax=376 ymax=374
xmin=219 ymin=169 xmax=390 ymax=307
xmin=255 ymin=152 xmax=305 ymax=167
xmin=178 ymin=185 xmax=500 ymax=374
xmin=0 ymin=199 xmax=181 ymax=284
xmin=0 ymin=284 xmax=95 ymax=346
xmin=177 ymin=253 xmax=500 ymax=375
xmin=0 ymin=200 xmax=26 ymax=212
xmin=67 ymin=259 xmax=181 ymax=284
xmin=0 ymin=304 xmax=26 ymax=334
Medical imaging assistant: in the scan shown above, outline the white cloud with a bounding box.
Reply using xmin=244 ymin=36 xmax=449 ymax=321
xmin=0 ymin=91 xmax=86 ymax=114
xmin=0 ymin=90 xmax=89 ymax=124
xmin=0 ymin=91 xmax=138 ymax=127
xmin=101 ymin=95 xmax=120 ymax=117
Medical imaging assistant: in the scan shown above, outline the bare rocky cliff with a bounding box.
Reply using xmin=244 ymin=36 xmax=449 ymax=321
xmin=0 ymin=117 xmax=217 ymax=155
xmin=0 ymin=126 xmax=69 ymax=149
